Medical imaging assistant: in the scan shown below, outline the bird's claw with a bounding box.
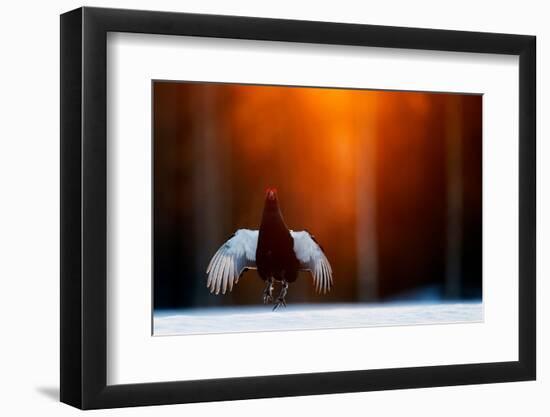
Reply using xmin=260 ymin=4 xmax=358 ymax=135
xmin=263 ymin=294 xmax=273 ymax=304
xmin=272 ymin=298 xmax=287 ymax=311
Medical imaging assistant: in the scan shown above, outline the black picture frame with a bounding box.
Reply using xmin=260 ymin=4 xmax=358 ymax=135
xmin=60 ymin=6 xmax=536 ymax=410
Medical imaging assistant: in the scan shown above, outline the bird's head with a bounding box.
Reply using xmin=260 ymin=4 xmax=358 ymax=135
xmin=263 ymin=187 xmax=281 ymax=212
xmin=261 ymin=187 xmax=287 ymax=225
xmin=265 ymin=187 xmax=278 ymax=202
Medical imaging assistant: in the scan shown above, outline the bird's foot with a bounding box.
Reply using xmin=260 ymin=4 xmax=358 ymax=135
xmin=262 ymin=281 xmax=274 ymax=304
xmin=272 ymin=297 xmax=287 ymax=311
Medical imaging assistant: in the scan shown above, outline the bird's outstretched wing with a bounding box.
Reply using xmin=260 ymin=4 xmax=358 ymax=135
xmin=206 ymin=229 xmax=258 ymax=294
xmin=290 ymin=231 xmax=333 ymax=294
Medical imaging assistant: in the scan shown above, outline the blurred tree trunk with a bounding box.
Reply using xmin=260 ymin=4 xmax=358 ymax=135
xmin=192 ymin=85 xmax=229 ymax=306
xmin=445 ymin=96 xmax=463 ymax=298
xmin=356 ymin=98 xmax=378 ymax=301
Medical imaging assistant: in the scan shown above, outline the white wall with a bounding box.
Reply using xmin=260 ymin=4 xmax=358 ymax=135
xmin=0 ymin=0 xmax=545 ymax=415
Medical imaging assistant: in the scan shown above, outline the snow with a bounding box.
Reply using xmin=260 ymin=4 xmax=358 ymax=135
xmin=153 ymin=302 xmax=483 ymax=336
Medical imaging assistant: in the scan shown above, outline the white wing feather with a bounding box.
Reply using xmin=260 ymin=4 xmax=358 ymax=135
xmin=206 ymin=229 xmax=258 ymax=294
xmin=290 ymin=231 xmax=333 ymax=294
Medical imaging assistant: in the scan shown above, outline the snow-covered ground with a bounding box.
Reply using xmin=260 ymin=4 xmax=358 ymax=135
xmin=154 ymin=302 xmax=483 ymax=336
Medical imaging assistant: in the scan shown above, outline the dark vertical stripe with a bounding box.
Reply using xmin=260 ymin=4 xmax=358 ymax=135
xmin=60 ymin=8 xmax=83 ymax=408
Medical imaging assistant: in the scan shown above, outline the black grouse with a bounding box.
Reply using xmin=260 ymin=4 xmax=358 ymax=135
xmin=206 ymin=188 xmax=333 ymax=310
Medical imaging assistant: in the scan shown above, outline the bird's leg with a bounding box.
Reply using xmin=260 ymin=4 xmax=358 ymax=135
xmin=262 ymin=278 xmax=274 ymax=304
xmin=273 ymin=280 xmax=288 ymax=311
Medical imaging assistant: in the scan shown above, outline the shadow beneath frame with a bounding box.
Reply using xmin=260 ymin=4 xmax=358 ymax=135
xmin=35 ymin=386 xmax=59 ymax=402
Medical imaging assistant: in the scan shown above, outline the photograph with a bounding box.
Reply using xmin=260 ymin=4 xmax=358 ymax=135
xmin=152 ymin=81 xmax=483 ymax=336
xmin=54 ymin=4 xmax=537 ymax=411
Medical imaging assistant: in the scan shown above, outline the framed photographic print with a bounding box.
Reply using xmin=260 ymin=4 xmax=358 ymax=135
xmin=60 ymin=6 xmax=536 ymax=409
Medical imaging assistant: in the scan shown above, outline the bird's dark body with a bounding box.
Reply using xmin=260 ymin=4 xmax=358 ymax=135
xmin=255 ymin=197 xmax=300 ymax=283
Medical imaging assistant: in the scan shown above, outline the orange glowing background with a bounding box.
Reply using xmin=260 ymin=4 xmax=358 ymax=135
xmin=153 ymin=81 xmax=482 ymax=309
